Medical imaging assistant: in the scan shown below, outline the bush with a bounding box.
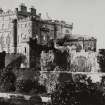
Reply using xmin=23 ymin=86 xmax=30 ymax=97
xmin=16 ymin=77 xmax=46 ymax=94
xmin=51 ymin=75 xmax=105 ymax=105
xmin=0 ymin=69 xmax=16 ymax=92
xmin=16 ymin=78 xmax=33 ymax=93
xmin=39 ymin=71 xmax=59 ymax=93
xmin=31 ymin=80 xmax=46 ymax=94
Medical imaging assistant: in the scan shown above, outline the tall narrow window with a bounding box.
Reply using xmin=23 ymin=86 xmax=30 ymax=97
xmin=21 ymin=33 xmax=23 ymax=38
xmin=43 ymin=35 xmax=46 ymax=41
xmin=25 ymin=47 xmax=26 ymax=54
xmin=2 ymin=24 xmax=4 ymax=29
xmin=25 ymin=23 xmax=27 ymax=27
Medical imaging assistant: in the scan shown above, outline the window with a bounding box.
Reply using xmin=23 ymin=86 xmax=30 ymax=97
xmin=4 ymin=16 xmax=9 ymax=21
xmin=4 ymin=21 xmax=9 ymax=29
xmin=65 ymin=29 xmax=69 ymax=33
xmin=28 ymin=22 xmax=31 ymax=27
xmin=21 ymin=24 xmax=23 ymax=28
xmin=0 ymin=24 xmax=2 ymax=29
xmin=17 ymin=36 xmax=19 ymax=43
xmin=9 ymin=23 xmax=13 ymax=28
xmin=43 ymin=35 xmax=46 ymax=41
xmin=24 ymin=34 xmax=27 ymax=39
xmin=6 ymin=34 xmax=10 ymax=45
xmin=25 ymin=47 xmax=26 ymax=54
xmin=0 ymin=17 xmax=3 ymax=21
xmin=21 ymin=33 xmax=23 ymax=38
xmin=21 ymin=33 xmax=27 ymax=40
xmin=28 ymin=29 xmax=31 ymax=34
xmin=25 ymin=23 xmax=27 ymax=28
xmin=17 ymin=24 xmax=19 ymax=28
xmin=2 ymin=24 xmax=4 ymax=29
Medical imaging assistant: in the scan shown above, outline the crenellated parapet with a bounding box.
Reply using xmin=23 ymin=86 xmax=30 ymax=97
xmin=0 ymin=9 xmax=16 ymax=17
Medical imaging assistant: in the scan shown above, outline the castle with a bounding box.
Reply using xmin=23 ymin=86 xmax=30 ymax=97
xmin=0 ymin=4 xmax=96 ymax=68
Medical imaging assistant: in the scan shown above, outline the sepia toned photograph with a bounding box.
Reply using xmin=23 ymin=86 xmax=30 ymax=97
xmin=0 ymin=0 xmax=104 ymax=105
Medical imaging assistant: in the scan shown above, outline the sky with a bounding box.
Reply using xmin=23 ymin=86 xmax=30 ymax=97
xmin=0 ymin=0 xmax=105 ymax=49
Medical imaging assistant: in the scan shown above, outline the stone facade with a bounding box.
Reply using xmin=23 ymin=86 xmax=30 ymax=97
xmin=0 ymin=10 xmax=17 ymax=53
xmin=40 ymin=20 xmax=55 ymax=45
xmin=57 ymin=35 xmax=97 ymax=52
xmin=15 ymin=5 xmax=73 ymax=68
xmin=0 ymin=4 xmax=42 ymax=68
xmin=40 ymin=20 xmax=73 ymax=45
xmin=17 ymin=18 xmax=32 ymax=68
xmin=54 ymin=20 xmax=73 ymax=39
xmin=0 ymin=4 xmax=41 ymax=54
xmin=0 ymin=4 xmax=97 ymax=69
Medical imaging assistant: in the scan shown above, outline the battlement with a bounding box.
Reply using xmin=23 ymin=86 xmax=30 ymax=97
xmin=0 ymin=9 xmax=16 ymax=16
xmin=70 ymin=34 xmax=97 ymax=41
xmin=0 ymin=3 xmax=41 ymax=19
xmin=54 ymin=20 xmax=73 ymax=28
xmin=16 ymin=4 xmax=38 ymax=17
xmin=42 ymin=19 xmax=73 ymax=28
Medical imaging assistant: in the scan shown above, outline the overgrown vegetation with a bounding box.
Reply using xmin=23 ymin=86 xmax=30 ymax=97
xmin=0 ymin=69 xmax=16 ymax=92
xmin=0 ymin=69 xmax=46 ymax=94
xmin=0 ymin=68 xmax=105 ymax=105
xmin=52 ymin=74 xmax=105 ymax=105
xmin=39 ymin=71 xmax=59 ymax=93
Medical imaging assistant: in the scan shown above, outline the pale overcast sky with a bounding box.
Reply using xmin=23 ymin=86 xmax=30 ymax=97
xmin=0 ymin=0 xmax=105 ymax=49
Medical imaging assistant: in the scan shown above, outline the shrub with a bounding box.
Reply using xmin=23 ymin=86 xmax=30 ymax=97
xmin=0 ymin=69 xmax=16 ymax=92
xmin=15 ymin=78 xmax=33 ymax=93
xmin=39 ymin=71 xmax=59 ymax=93
xmin=31 ymin=80 xmax=46 ymax=94
xmin=51 ymin=77 xmax=105 ymax=105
